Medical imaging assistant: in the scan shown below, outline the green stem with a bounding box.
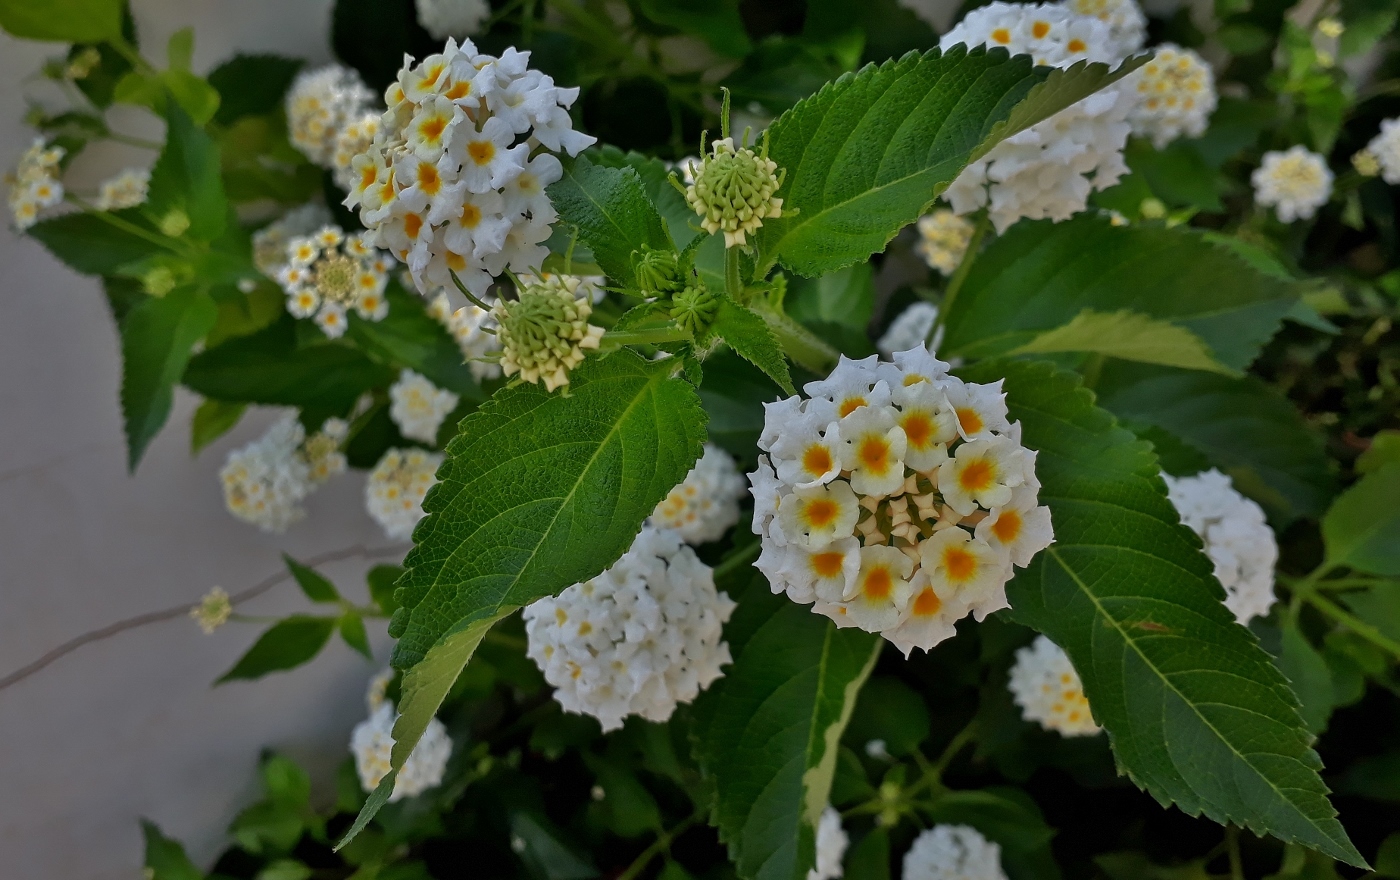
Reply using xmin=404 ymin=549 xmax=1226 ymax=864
xmin=1297 ymin=583 xmax=1400 ymax=659
xmin=930 ymin=211 xmax=989 ymax=344
xmin=929 ymin=719 xmax=976 ymax=782
xmin=616 ymin=811 xmax=703 ymax=880
xmin=65 ymin=194 xmax=187 ymax=254
xmin=106 ymin=35 xmax=157 ymax=77
xmin=1225 ymin=826 xmax=1244 ymax=880
xmin=601 ymin=324 xmax=694 ymax=348
xmin=724 ymin=245 xmax=743 ymax=303
xmin=1080 ymin=353 xmax=1106 ymax=390
xmin=450 ymin=270 xmax=494 ymax=312
xmin=754 ymin=305 xmax=839 ymax=375
xmin=712 ymin=540 xmax=761 ymax=580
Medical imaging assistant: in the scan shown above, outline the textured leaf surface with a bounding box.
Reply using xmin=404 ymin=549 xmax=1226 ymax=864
xmin=207 ymin=54 xmax=304 ymax=125
xmin=217 ymin=616 xmax=336 ymax=683
xmin=943 ymin=215 xmax=1299 ymax=371
xmin=754 ymin=48 xmax=1140 ymax=278
xmin=120 ymin=287 xmax=218 ymax=470
xmin=1095 ymin=363 xmax=1336 ymax=524
xmin=347 ymin=284 xmax=485 ymax=398
xmin=959 ymin=359 xmax=1362 ymax=866
xmin=283 ymin=554 xmax=340 ymax=603
xmin=693 ymin=573 xmax=881 ymax=880
xmin=1010 ymin=310 xmax=1236 ymax=374
xmin=28 ymin=210 xmax=166 ymax=276
xmin=147 ymin=104 xmax=227 ymax=242
xmin=1322 ymin=463 xmax=1400 ymax=576
xmin=389 ymin=350 xmax=707 ymax=669
xmin=0 ymin=0 xmax=121 ymax=41
xmin=714 ymin=297 xmax=795 ymax=394
xmin=549 ymin=154 xmax=674 ymax=288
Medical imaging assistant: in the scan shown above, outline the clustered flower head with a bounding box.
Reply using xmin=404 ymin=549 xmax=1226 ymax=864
xmin=750 ymin=347 xmax=1054 ymax=655
xmin=428 ymin=291 xmax=503 ymax=381
xmin=390 ymin=368 xmax=460 ymax=444
xmin=1127 ymin=44 xmax=1217 ymax=148
xmin=1061 ymin=0 xmax=1146 ymax=57
xmin=286 ymin=65 xmax=375 ymax=166
xmin=1252 ymin=146 xmax=1333 ymax=222
xmin=1163 ymin=469 xmax=1278 ymax=624
xmin=523 ymin=526 xmax=736 ymax=732
xmin=651 ymin=444 xmax=747 ymax=544
xmin=366 ymin=447 xmax=443 ymax=540
xmin=253 ymin=203 xmax=333 ymax=276
xmin=94 ymin=168 xmax=150 ymax=211
xmin=332 ymin=111 xmax=381 ymax=193
xmin=6 ymin=138 xmax=64 ymax=230
xmin=1008 ymin=634 xmax=1100 ymax=736
xmin=877 ymin=302 xmax=940 ymax=359
xmin=351 ymin=671 xmax=452 ymax=802
xmin=914 ymin=209 xmax=974 ymax=276
xmin=415 ymin=0 xmax=490 ymax=39
xmin=344 ymin=38 xmax=596 ymax=299
xmin=493 ymin=274 xmax=605 ymax=391
xmin=681 ymin=133 xmax=784 ymax=248
xmin=902 ymin=824 xmax=1008 ymax=880
xmin=190 ymin=587 xmax=232 ymax=635
xmin=941 ymin=3 xmax=1133 ymax=233
xmin=1360 ymin=117 xmax=1400 ymax=184
xmin=808 ymin=806 xmax=848 ymax=880
xmin=276 ymin=224 xmax=391 ymax=338
xmin=219 ymin=414 xmax=348 ymax=532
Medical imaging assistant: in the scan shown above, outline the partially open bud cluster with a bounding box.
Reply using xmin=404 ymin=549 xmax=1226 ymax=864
xmin=682 ymin=135 xmax=784 ymax=248
xmin=493 ymin=274 xmax=605 ymax=391
xmin=276 ymin=225 xmax=391 ymax=338
xmin=669 ymin=284 xmax=720 ymax=337
xmin=749 ymin=348 xmax=1054 ymax=654
xmin=632 ymin=245 xmax=685 ymax=297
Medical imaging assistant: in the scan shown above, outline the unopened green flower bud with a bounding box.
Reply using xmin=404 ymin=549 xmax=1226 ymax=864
xmin=669 ymin=284 xmax=719 ymax=337
xmin=632 ymin=246 xmax=684 ymax=296
xmin=493 ymin=275 xmax=606 ymax=392
xmin=1353 ymin=149 xmax=1381 ymax=177
xmin=64 ymin=47 xmax=101 ymax=81
xmin=159 ymin=208 xmax=191 ymax=238
xmin=1139 ymin=197 xmax=1167 ymax=220
xmin=682 ymin=135 xmax=784 ymax=249
xmin=143 ymin=266 xmax=177 ymax=297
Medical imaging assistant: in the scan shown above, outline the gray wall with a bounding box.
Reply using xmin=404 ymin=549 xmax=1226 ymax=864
xmin=0 ymin=3 xmax=408 ymax=876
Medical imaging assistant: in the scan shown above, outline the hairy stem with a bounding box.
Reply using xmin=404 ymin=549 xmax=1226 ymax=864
xmin=600 ymin=324 xmax=694 ymax=348
xmin=450 ymin=270 xmax=494 ymax=312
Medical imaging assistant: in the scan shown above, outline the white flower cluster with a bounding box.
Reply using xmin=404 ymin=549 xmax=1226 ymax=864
xmin=366 ymin=447 xmax=443 ymax=540
xmin=1363 ymin=118 xmax=1400 ymax=184
xmin=523 ymin=526 xmax=736 ymax=732
xmin=415 ymin=0 xmax=490 ymax=39
xmin=344 ymin=38 xmax=596 ymax=299
xmin=651 ymin=444 xmax=747 ymax=544
xmin=332 ymin=112 xmax=381 ymax=193
xmin=94 ymin=167 xmax=150 ymax=211
xmin=428 ymin=292 xmax=503 ymax=381
xmin=276 ymin=225 xmax=391 ymax=338
xmin=1127 ymin=45 xmax=1216 ymax=148
xmin=877 ymin=302 xmax=940 ymax=359
xmin=351 ymin=672 xmax=452 ymax=802
xmin=1008 ymin=634 xmax=1099 ymax=736
xmin=219 ymin=414 xmax=347 ymax=532
xmin=390 ymin=369 xmax=460 ymax=444
xmin=750 ymin=348 xmax=1054 ymax=655
xmin=6 ymin=138 xmax=64 ymax=230
xmin=941 ymin=3 xmax=1133 ymax=233
xmin=1062 ymin=0 xmax=1146 ymax=57
xmin=914 ymin=209 xmax=974 ymax=276
xmin=286 ymin=65 xmax=375 ymax=166
xmin=253 ymin=203 xmax=333 ymax=276
xmin=1162 ymin=469 xmax=1278 ymax=624
xmin=808 ymin=806 xmax=848 ymax=880
xmin=903 ymin=825 xmax=1008 ymax=880
xmin=1252 ymin=146 xmax=1333 ymax=222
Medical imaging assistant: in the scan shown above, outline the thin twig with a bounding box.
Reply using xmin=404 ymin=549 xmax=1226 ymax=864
xmin=0 ymin=543 xmax=403 ymax=693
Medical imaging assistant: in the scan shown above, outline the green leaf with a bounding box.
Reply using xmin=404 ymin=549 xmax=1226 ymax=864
xmin=584 ymin=753 xmax=664 ymax=837
xmin=754 ymin=47 xmax=1143 ymax=278
xmin=256 ymin=860 xmax=313 ymax=880
xmin=1094 ymin=364 xmax=1337 ymax=525
xmin=208 ymin=54 xmax=304 ymax=124
xmin=147 ymin=103 xmax=227 ymax=242
xmin=844 ymin=828 xmax=891 ymax=880
xmin=958 ymin=358 xmax=1364 ymax=867
xmin=162 ymin=69 xmax=223 ymax=127
xmin=1010 ymin=310 xmax=1237 ymax=374
xmin=0 ymin=0 xmax=121 ymax=42
xmin=283 ymin=554 xmax=341 ymax=603
xmin=27 ymin=210 xmax=168 ymax=276
xmin=184 ymin=316 xmax=396 ymax=414
xmin=1376 ymin=833 xmax=1400 ymax=878
xmin=692 ymin=573 xmax=882 ymax=880
xmin=787 ymin=262 xmax=875 ymax=332
xmin=367 ymin=564 xmax=405 ymax=616
xmin=637 ymin=0 xmax=751 ymax=56
xmin=1341 ymin=587 xmax=1400 ymax=644
xmin=261 ymin=753 xmax=312 ymax=808
xmin=548 ymin=154 xmax=674 ymax=288
xmin=191 ymin=398 xmax=246 ymax=453
xmin=217 ymin=616 xmax=337 ymax=684
xmin=1323 ymin=464 xmax=1400 ymax=576
xmin=388 ymin=350 xmax=706 ymax=669
xmin=141 ymin=820 xmax=202 ymax=880
xmin=1278 ymin=619 xmax=1336 ymax=734
xmin=943 ymin=215 xmax=1300 ymax=372
xmin=843 ymin=677 xmax=930 ymax=758
xmin=346 ymin=283 xmax=484 ymax=399
xmin=1356 ymin=430 xmax=1400 ymax=474
xmin=509 ymin=811 xmax=599 ymax=880
xmin=340 ymin=614 xmax=373 ymax=659
xmin=120 ymin=287 xmax=218 ymax=471
xmin=713 ymin=297 xmax=795 ymax=394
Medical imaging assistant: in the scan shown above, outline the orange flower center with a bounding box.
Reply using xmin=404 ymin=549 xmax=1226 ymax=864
xmin=858 ymin=435 xmax=892 ymax=473
xmin=992 ymin=509 xmax=1022 ymax=543
xmin=1068 ymin=38 xmax=1086 ymax=52
xmin=418 ymin=116 xmax=447 ymax=143
xmin=804 ymin=499 xmax=838 ymax=528
xmin=460 ymin=203 xmax=482 ymax=228
xmin=992 ymin=28 xmax=1012 ymax=43
xmin=444 ymin=80 xmax=471 ymax=100
xmin=863 ymin=567 xmax=892 ymax=600
xmin=359 ymin=164 xmax=378 ymax=190
xmin=838 ymin=396 xmax=867 ymax=418
xmin=811 ymin=551 xmax=846 ymax=579
xmin=912 ymin=588 xmax=941 ymax=617
xmin=803 ymin=444 xmax=833 ymax=477
xmin=956 ymin=407 xmax=983 ymax=435
xmin=418 ymin=163 xmax=441 ymax=194
xmin=1032 ymin=20 xmax=1050 ymax=38
xmin=901 ymin=412 xmax=933 ymax=449
xmin=943 ymin=546 xmax=977 ymax=582
xmin=958 ymin=458 xmax=995 ymax=492
xmin=468 ymin=140 xmax=496 ymax=165
xmin=404 ymin=213 xmax=424 ymax=239
xmin=446 ymin=251 xmax=467 ymax=271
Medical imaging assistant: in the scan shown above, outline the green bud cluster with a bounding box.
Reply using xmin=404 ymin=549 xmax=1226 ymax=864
xmin=669 ymin=284 xmax=719 ymax=338
xmin=493 ymin=275 xmax=605 ymax=392
xmin=683 ymin=136 xmax=784 ymax=249
xmin=632 ymin=246 xmax=685 ymax=297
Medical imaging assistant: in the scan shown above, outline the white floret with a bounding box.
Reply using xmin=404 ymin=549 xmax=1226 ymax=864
xmin=350 ymin=701 xmax=452 ymax=801
xmin=1126 ymin=45 xmax=1216 ymax=148
xmin=415 ymin=0 xmax=491 ymax=38
xmin=365 ymin=447 xmax=444 ymax=540
xmin=1008 ymin=635 xmax=1100 ymax=736
xmin=94 ymin=167 xmax=150 ymax=210
xmin=1365 ymin=118 xmax=1400 ymax=184
xmin=1062 ymin=0 xmax=1147 ymax=57
xmin=808 ymin=806 xmax=848 ymax=880
xmin=389 ymin=369 xmax=460 ymax=444
xmin=1162 ymin=469 xmax=1278 ymax=623
xmin=219 ymin=414 xmax=314 ymax=533
xmin=523 ymin=526 xmax=736 ymax=732
xmin=652 ymin=444 xmax=747 ymax=544
xmin=1252 ymin=146 xmax=1333 ymax=222
xmin=286 ymin=65 xmax=375 ymax=166
xmin=877 ymin=302 xmax=940 ymax=358
xmin=914 ymin=209 xmax=974 ymax=276
xmin=902 ymin=824 xmax=1009 ymax=880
